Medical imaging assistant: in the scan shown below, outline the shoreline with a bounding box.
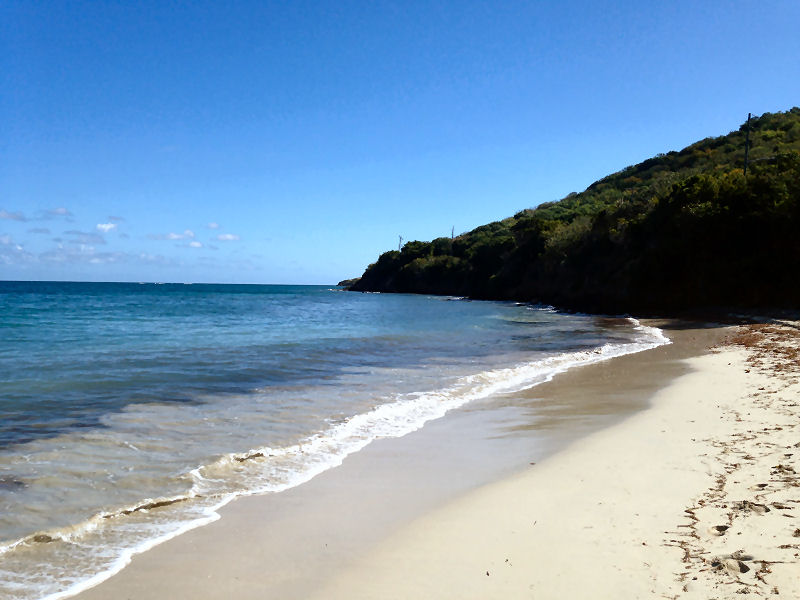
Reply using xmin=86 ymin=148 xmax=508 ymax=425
xmin=73 ymin=320 xmax=733 ymax=599
xmin=4 ymin=308 xmax=665 ymax=600
xmin=310 ymin=321 xmax=800 ymax=599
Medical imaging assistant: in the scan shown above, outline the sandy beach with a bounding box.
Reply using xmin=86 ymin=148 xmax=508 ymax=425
xmin=75 ymin=320 xmax=800 ymax=600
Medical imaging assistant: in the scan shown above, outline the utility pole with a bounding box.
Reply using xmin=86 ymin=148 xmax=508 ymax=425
xmin=398 ymin=235 xmax=403 ymax=251
xmin=743 ymin=112 xmax=752 ymax=176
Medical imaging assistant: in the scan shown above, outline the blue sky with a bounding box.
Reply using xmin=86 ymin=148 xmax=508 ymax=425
xmin=2 ymin=1 xmax=799 ymax=284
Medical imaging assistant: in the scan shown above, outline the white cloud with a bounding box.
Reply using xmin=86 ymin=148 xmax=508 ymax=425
xmin=28 ymin=227 xmax=51 ymax=234
xmin=0 ymin=209 xmax=26 ymax=221
xmin=148 ymin=229 xmax=195 ymax=241
xmin=96 ymin=223 xmax=117 ymax=233
xmin=0 ymin=235 xmax=34 ymax=265
xmin=48 ymin=207 xmax=73 ymax=217
xmin=108 ymin=216 xmax=125 ymax=222
xmin=137 ymin=252 xmax=175 ymax=266
xmin=189 ymin=241 xmax=203 ymax=248
xmin=216 ymin=233 xmax=240 ymax=241
xmin=64 ymin=230 xmax=106 ymax=245
xmin=207 ymin=222 xmax=220 ymax=229
xmin=39 ymin=245 xmax=126 ymax=265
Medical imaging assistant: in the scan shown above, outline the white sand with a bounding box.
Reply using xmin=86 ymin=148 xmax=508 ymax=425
xmin=309 ymin=323 xmax=800 ymax=599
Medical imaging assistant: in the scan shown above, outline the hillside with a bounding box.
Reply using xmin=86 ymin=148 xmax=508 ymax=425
xmin=346 ymin=108 xmax=800 ymax=314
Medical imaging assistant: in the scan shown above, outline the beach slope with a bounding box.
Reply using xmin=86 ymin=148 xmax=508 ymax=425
xmin=310 ymin=322 xmax=800 ymax=599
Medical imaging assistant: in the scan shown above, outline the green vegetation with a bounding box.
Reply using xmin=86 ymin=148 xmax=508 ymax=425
xmin=349 ymin=108 xmax=800 ymax=313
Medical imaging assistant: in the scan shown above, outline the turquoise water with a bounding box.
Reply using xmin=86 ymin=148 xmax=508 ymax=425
xmin=0 ymin=282 xmax=668 ymax=599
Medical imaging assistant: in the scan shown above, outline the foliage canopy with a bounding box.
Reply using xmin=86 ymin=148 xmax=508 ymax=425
xmin=349 ymin=108 xmax=800 ymax=313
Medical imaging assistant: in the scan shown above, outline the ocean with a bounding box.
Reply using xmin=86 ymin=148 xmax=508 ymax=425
xmin=0 ymin=281 xmax=668 ymax=599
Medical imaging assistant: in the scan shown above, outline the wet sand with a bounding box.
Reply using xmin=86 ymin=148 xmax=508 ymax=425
xmin=75 ymin=321 xmax=773 ymax=599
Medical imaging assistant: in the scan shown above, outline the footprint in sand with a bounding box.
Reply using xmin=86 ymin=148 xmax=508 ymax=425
xmin=724 ymin=559 xmax=750 ymax=574
xmin=709 ymin=525 xmax=730 ymax=536
xmin=735 ymin=500 xmax=770 ymax=514
xmin=710 ymin=553 xmax=753 ymax=574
